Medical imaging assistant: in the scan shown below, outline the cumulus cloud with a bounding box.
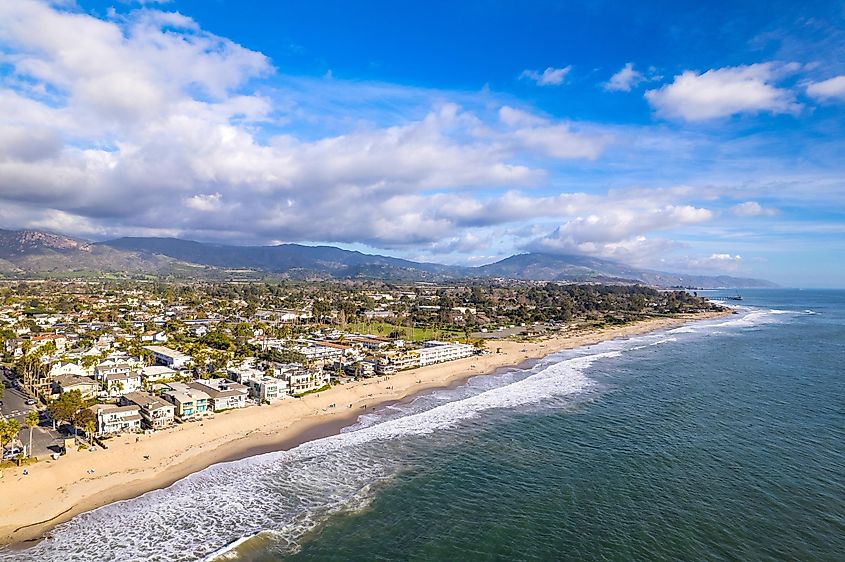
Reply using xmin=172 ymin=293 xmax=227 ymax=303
xmin=0 ymin=1 xmax=796 ymax=277
xmin=0 ymin=2 xmax=620 ymax=250
xmin=498 ymin=107 xmax=609 ymax=159
xmin=645 ymin=63 xmax=801 ymax=121
xmin=731 ymin=201 xmax=777 ymax=217
xmin=806 ymin=75 xmax=845 ymax=102
xmin=520 ymin=66 xmax=572 ymax=86
xmin=604 ymin=63 xmax=644 ymax=92
xmin=533 ymin=204 xmax=711 ymax=244
xmin=685 ymin=253 xmax=743 ymax=272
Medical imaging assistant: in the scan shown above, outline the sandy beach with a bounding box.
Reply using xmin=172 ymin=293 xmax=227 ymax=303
xmin=0 ymin=310 xmax=730 ymax=547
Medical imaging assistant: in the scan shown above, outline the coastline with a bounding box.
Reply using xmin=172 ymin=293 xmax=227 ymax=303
xmin=0 ymin=310 xmax=731 ymax=548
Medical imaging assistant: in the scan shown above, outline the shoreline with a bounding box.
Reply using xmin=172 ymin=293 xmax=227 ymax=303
xmin=0 ymin=310 xmax=731 ymax=548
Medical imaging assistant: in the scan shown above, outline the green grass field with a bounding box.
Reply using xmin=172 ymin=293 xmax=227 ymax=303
xmin=346 ymin=321 xmax=464 ymax=342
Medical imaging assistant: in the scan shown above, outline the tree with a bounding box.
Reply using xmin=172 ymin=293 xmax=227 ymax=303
xmin=312 ymin=299 xmax=330 ymax=323
xmin=84 ymin=418 xmax=97 ymax=442
xmin=47 ymin=390 xmax=84 ymax=433
xmin=25 ymin=411 xmax=38 ymax=458
xmin=73 ymin=408 xmax=95 ymax=440
xmin=80 ymin=354 xmax=99 ymax=369
xmin=0 ymin=418 xmax=20 ymax=452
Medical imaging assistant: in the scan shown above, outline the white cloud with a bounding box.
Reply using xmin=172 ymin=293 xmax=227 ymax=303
xmin=604 ymin=62 xmax=644 ymax=92
xmin=0 ymin=3 xmax=619 ymax=250
xmin=645 ymin=63 xmax=801 ymax=121
xmin=520 ymin=66 xmax=572 ymax=86
xmin=806 ymin=75 xmax=845 ymax=102
xmin=498 ymin=106 xmax=546 ymax=128
xmin=685 ymin=253 xmax=743 ymax=272
xmin=0 ymin=1 xmax=825 ymax=281
xmin=731 ymin=201 xmax=777 ymax=217
xmin=498 ymin=106 xmax=610 ymax=159
xmin=185 ymin=193 xmax=223 ymax=212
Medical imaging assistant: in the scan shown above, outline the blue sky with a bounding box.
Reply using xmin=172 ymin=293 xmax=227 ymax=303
xmin=0 ymin=0 xmax=844 ymax=286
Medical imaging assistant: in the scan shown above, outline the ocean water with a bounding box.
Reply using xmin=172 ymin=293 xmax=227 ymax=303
xmin=3 ymin=289 xmax=843 ymax=561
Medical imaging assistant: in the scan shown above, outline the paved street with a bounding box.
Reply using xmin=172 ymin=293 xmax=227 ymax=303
xmin=1 ymin=369 xmax=63 ymax=458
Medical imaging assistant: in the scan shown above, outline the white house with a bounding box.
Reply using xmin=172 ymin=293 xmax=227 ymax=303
xmin=144 ymin=345 xmax=193 ymax=370
xmin=299 ymin=344 xmax=345 ymax=362
xmin=188 ymin=379 xmax=249 ymax=411
xmin=140 ymin=365 xmax=177 ymax=384
xmin=105 ymin=371 xmax=142 ymax=397
xmin=247 ymin=376 xmax=288 ymax=403
xmin=47 ymin=361 xmax=89 ymax=380
xmin=284 ymin=369 xmax=330 ymax=395
xmin=416 ymin=341 xmax=476 ymax=367
xmin=91 ymin=404 xmax=143 ymax=436
xmin=95 ymin=359 xmax=132 ymax=382
xmin=226 ymin=364 xmax=266 ymax=384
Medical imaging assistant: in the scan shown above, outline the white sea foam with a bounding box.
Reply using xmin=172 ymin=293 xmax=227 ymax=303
xmin=0 ymin=312 xmax=772 ymax=562
xmin=667 ymin=326 xmax=698 ymax=334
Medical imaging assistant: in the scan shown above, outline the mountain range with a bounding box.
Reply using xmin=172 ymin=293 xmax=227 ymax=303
xmin=0 ymin=228 xmax=776 ymax=288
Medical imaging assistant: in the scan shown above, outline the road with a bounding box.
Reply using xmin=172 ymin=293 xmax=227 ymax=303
xmin=1 ymin=369 xmax=63 ymax=458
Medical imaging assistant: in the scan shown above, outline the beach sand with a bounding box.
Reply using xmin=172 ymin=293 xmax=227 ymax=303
xmin=0 ymin=311 xmax=730 ymax=546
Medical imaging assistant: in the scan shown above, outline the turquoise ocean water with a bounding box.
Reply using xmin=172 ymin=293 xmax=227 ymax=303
xmin=3 ymin=289 xmax=843 ymax=561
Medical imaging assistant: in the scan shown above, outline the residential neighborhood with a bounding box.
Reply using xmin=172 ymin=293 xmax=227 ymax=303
xmin=0 ymin=279 xmax=717 ymax=462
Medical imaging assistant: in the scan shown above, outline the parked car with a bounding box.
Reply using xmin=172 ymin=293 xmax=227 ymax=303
xmin=25 ymin=399 xmax=36 ymax=406
xmin=3 ymin=447 xmax=22 ymax=460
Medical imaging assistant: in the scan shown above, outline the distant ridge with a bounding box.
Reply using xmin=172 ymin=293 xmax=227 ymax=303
xmin=476 ymin=252 xmax=777 ymax=288
xmin=101 ymin=237 xmax=459 ymax=278
xmin=0 ymin=229 xmax=776 ymax=287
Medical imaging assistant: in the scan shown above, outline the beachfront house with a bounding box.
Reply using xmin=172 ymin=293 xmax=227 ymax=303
xmin=121 ymin=392 xmax=176 ymax=429
xmin=246 ymin=376 xmax=288 ymax=403
xmin=90 ymin=404 xmax=143 ymax=436
xmin=187 ymin=379 xmax=249 ymax=411
xmin=161 ymin=383 xmax=210 ymax=421
xmin=416 ymin=341 xmax=476 ymax=367
xmin=375 ymin=350 xmax=420 ymax=374
xmin=284 ymin=368 xmax=330 ymax=395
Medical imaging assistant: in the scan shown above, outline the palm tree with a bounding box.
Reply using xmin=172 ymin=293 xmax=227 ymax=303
xmin=84 ymin=419 xmax=97 ymax=444
xmin=25 ymin=411 xmax=38 ymax=458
